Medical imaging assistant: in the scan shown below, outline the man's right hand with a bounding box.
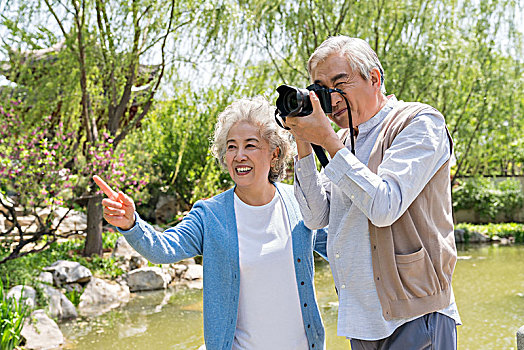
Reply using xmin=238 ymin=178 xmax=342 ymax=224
xmin=285 ymin=91 xmax=344 ymax=159
xmin=93 ymin=175 xmax=136 ymax=231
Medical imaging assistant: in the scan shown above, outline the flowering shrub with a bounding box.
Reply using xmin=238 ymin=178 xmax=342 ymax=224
xmin=0 ymin=102 xmax=75 ymax=210
xmin=0 ymin=101 xmax=149 ymax=262
xmin=80 ymin=131 xmax=150 ymax=205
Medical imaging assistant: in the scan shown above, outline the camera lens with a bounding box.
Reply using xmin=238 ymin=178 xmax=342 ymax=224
xmin=276 ymin=85 xmax=312 ymax=117
xmin=284 ymin=92 xmax=299 ymax=111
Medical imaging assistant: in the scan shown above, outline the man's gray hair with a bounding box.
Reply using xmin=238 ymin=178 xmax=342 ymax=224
xmin=308 ymin=36 xmax=386 ymax=94
xmin=211 ymin=96 xmax=292 ymax=182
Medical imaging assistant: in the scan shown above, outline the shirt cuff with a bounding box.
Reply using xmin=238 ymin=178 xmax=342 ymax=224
xmin=294 ymin=153 xmax=318 ymax=179
xmin=324 ymin=147 xmax=359 ymax=184
xmin=116 ymin=212 xmax=141 ymax=236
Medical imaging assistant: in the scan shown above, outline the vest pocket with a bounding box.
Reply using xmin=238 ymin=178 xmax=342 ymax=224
xmin=395 ymin=247 xmax=440 ymax=299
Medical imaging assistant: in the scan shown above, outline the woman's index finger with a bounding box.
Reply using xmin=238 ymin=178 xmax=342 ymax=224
xmin=93 ymin=175 xmax=118 ymax=200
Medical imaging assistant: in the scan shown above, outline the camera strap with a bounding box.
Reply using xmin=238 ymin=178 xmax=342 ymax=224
xmin=344 ymin=94 xmax=356 ymax=155
xmin=315 ymin=93 xmax=356 ymax=168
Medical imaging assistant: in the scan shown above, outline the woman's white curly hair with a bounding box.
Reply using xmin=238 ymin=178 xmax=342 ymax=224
xmin=211 ymin=96 xmax=292 ymax=182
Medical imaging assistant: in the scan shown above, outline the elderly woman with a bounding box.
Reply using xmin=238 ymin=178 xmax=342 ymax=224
xmin=93 ymin=96 xmax=327 ymax=350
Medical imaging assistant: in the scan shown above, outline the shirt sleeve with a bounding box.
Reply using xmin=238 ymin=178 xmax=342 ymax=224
xmin=323 ymin=111 xmax=451 ymax=227
xmin=293 ymin=153 xmax=331 ymax=229
xmin=117 ymin=202 xmax=205 ymax=264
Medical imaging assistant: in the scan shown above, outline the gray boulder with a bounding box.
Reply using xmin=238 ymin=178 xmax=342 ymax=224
xmin=37 ymin=271 xmax=54 ymax=285
xmin=40 ymin=284 xmax=78 ymax=320
xmin=468 ymin=230 xmax=490 ymax=243
xmin=154 ymin=194 xmax=179 ymax=224
xmin=454 ymin=229 xmax=465 ymax=243
xmin=112 ymin=236 xmax=141 ymax=259
xmin=7 ymin=285 xmax=36 ymax=309
xmin=183 ymin=264 xmax=203 ymax=280
xmin=126 ymin=267 xmax=172 ymax=292
xmin=44 ymin=260 xmax=92 ymax=286
xmin=78 ymin=277 xmax=130 ymax=316
xmin=21 ymin=309 xmax=64 ymax=350
xmin=112 ymin=236 xmax=148 ymax=271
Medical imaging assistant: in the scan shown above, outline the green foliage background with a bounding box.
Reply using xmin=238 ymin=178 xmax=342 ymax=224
xmin=0 ymin=0 xmax=522 ymax=224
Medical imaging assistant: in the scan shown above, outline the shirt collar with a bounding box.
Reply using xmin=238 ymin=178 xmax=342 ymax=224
xmin=357 ymin=95 xmax=398 ymax=136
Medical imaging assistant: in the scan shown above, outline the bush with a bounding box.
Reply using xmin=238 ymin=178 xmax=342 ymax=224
xmin=0 ymin=279 xmax=28 ymax=350
xmin=455 ymin=222 xmax=524 ymax=243
xmin=452 ymin=177 xmax=524 ymax=220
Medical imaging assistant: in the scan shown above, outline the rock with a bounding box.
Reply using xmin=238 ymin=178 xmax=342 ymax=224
xmin=21 ymin=309 xmax=64 ymax=349
xmin=182 ymin=280 xmax=203 ymax=290
xmin=468 ymin=231 xmax=490 ymax=243
xmin=180 ymin=257 xmax=196 ymax=265
xmin=171 ymin=264 xmax=188 ymax=277
xmin=129 ymin=255 xmax=148 ymax=270
xmin=64 ymin=283 xmax=83 ymax=293
xmin=126 ymin=267 xmax=172 ymax=292
xmin=7 ymin=285 xmax=37 ymax=309
xmin=40 ymin=284 xmax=78 ymax=320
xmin=154 ymin=194 xmax=179 ymax=224
xmin=454 ymin=228 xmax=465 ymax=243
xmin=517 ymin=325 xmax=524 ymax=350
xmin=78 ymin=277 xmax=130 ymax=317
xmin=37 ymin=271 xmax=54 ymax=285
xmin=112 ymin=236 xmax=141 ymax=259
xmin=44 ymin=260 xmax=92 ymax=286
xmin=182 ymin=264 xmax=203 ymax=281
xmin=112 ymin=236 xmax=148 ymax=271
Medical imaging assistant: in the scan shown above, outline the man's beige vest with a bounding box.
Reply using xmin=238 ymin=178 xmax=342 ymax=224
xmin=366 ymin=102 xmax=457 ymax=321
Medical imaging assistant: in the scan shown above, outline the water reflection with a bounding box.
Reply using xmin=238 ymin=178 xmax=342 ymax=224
xmin=60 ymin=245 xmax=524 ymax=349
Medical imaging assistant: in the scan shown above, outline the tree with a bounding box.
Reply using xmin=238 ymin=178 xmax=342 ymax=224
xmin=214 ymin=0 xmax=523 ymax=179
xmin=0 ymin=0 xmax=222 ymax=256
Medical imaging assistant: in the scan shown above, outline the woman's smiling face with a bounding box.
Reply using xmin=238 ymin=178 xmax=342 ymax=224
xmin=225 ymin=121 xmax=278 ymax=192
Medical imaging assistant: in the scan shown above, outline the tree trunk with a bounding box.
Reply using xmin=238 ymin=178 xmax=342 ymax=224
xmin=84 ymin=194 xmax=103 ymax=257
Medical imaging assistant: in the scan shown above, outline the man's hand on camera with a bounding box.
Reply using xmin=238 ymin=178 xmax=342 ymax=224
xmin=286 ymin=91 xmax=345 ymax=159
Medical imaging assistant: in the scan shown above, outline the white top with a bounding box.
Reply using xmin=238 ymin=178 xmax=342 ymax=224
xmin=294 ymin=96 xmax=461 ymax=340
xmin=232 ymin=191 xmax=309 ymax=350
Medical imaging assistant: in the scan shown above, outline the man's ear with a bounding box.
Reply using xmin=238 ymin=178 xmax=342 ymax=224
xmin=370 ymin=68 xmax=381 ymax=89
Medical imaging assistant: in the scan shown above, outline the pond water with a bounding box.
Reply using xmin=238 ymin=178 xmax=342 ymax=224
xmin=60 ymin=244 xmax=524 ymax=349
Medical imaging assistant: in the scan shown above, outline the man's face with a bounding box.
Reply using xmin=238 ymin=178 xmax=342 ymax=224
xmin=311 ymin=53 xmax=379 ymax=128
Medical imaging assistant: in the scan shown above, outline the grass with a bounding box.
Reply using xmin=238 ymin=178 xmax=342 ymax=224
xmin=0 ymin=230 xmax=124 ymax=301
xmin=0 ymin=278 xmax=28 ymax=350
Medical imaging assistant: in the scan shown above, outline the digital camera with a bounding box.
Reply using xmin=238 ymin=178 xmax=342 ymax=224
xmin=275 ymin=84 xmax=332 ymax=125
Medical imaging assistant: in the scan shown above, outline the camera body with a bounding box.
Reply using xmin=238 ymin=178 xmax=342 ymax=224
xmin=275 ymin=84 xmax=332 ymax=120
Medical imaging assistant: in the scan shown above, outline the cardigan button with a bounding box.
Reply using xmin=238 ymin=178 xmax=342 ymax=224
xmin=301 ymin=281 xmax=304 ymax=285
xmin=297 ymin=258 xmax=301 ymax=262
xmin=304 ymin=303 xmax=307 ymax=307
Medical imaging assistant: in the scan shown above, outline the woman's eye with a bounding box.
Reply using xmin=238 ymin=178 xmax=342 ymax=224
xmin=227 ymin=145 xmax=236 ymax=150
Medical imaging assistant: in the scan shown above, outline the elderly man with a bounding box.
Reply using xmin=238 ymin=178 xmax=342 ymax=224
xmin=286 ymin=36 xmax=461 ymax=350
